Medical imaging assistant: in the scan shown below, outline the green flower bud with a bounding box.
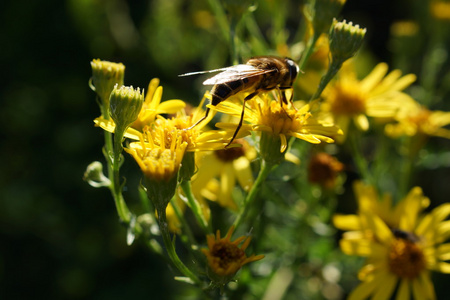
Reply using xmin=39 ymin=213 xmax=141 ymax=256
xmin=306 ymin=0 xmax=346 ymax=36
xmin=329 ymin=19 xmax=366 ymax=63
xmin=83 ymin=161 xmax=111 ymax=188
xmin=109 ymin=85 xmax=144 ymax=131
xmin=259 ymin=131 xmax=288 ymax=166
xmin=90 ymin=59 xmax=125 ymax=115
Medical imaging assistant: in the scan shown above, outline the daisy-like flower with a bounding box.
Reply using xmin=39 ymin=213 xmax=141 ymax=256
xmin=202 ymin=226 xmax=264 ymax=284
xmin=191 ymin=139 xmax=256 ymax=211
xmin=334 ymin=184 xmax=450 ymax=300
xmin=214 ymin=93 xmax=342 ymax=154
xmin=385 ymin=99 xmax=450 ymax=140
xmin=321 ymin=62 xmax=417 ymax=140
xmin=333 ymin=181 xmax=430 ymax=234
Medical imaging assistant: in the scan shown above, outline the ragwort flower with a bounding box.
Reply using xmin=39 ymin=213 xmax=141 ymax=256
xmin=202 ymin=226 xmax=264 ymax=284
xmin=385 ymin=100 xmax=450 ymax=140
xmin=334 ymin=183 xmax=450 ymax=300
xmin=214 ymin=93 xmax=342 ymax=153
xmin=321 ymin=62 xmax=416 ymax=140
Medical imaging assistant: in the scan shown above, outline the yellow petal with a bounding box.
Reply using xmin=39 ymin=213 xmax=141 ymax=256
xmin=365 ymin=213 xmax=393 ymax=245
xmin=156 ymin=100 xmax=186 ymax=114
xmin=396 ymin=279 xmax=410 ymax=300
xmin=360 ymin=63 xmax=388 ymax=93
xmin=333 ymin=214 xmax=361 ymax=231
xmin=233 ymin=157 xmax=254 ymax=192
xmin=348 ymin=272 xmax=384 ymax=300
xmin=372 ymin=272 xmax=397 ymax=300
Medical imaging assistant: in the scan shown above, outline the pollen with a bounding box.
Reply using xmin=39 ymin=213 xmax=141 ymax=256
xmin=388 ymin=237 xmax=426 ymax=279
xmin=329 ymin=84 xmax=366 ymax=115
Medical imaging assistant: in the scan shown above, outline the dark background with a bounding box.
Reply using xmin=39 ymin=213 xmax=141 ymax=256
xmin=1 ymin=0 xmax=448 ymax=299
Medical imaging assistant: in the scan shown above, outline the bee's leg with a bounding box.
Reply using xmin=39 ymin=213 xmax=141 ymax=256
xmin=279 ymin=87 xmax=296 ymax=111
xmin=186 ymin=106 xmax=211 ymax=130
xmin=225 ymin=92 xmax=258 ymax=148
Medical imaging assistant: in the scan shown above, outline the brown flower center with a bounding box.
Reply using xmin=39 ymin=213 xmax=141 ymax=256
xmin=388 ymin=237 xmax=426 ymax=279
xmin=307 ymin=153 xmax=344 ymax=188
xmin=330 ymin=85 xmax=366 ymax=115
xmin=211 ymin=242 xmax=245 ymax=269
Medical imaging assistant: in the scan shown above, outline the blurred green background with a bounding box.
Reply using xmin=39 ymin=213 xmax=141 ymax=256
xmin=1 ymin=0 xmax=449 ymax=299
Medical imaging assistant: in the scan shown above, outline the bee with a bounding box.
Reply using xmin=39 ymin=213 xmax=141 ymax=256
xmin=180 ymin=56 xmax=300 ymax=146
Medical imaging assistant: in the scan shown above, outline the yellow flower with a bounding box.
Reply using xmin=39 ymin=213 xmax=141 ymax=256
xmin=385 ymin=99 xmax=450 ymax=140
xmin=321 ymin=62 xmax=416 ymax=140
xmin=125 ymin=134 xmax=187 ymax=183
xmin=125 ymin=131 xmax=187 ymax=209
xmin=202 ymin=226 xmax=264 ymax=282
xmin=214 ymin=93 xmax=342 ymax=153
xmin=334 ymin=185 xmax=450 ymax=300
xmin=333 ymin=181 xmax=430 ymax=232
xmin=192 ymin=139 xmax=256 ymax=211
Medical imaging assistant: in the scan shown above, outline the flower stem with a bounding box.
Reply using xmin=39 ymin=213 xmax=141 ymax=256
xmin=310 ymin=58 xmax=344 ymax=101
xmin=156 ymin=208 xmax=202 ymax=286
xmin=108 ymin=125 xmax=131 ymax=223
xmin=233 ymin=159 xmax=275 ymax=228
xmin=180 ymin=181 xmax=211 ymax=234
xmin=348 ymin=129 xmax=373 ymax=185
xmin=298 ymin=32 xmax=320 ymax=71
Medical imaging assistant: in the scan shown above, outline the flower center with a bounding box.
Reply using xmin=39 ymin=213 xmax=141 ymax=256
xmin=260 ymin=101 xmax=298 ymax=134
xmin=329 ymin=84 xmax=366 ymax=115
xmin=388 ymin=237 xmax=426 ymax=279
xmin=307 ymin=153 xmax=344 ymax=188
xmin=408 ymin=108 xmax=432 ymax=129
xmin=211 ymin=241 xmax=245 ymax=270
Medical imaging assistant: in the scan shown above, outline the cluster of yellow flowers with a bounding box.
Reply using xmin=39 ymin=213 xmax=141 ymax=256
xmin=85 ymin=0 xmax=450 ymax=298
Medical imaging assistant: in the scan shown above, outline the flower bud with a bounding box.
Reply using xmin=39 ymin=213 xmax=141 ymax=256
xmin=90 ymin=59 xmax=125 ymax=112
xmin=329 ymin=19 xmax=366 ymax=63
xmin=109 ymin=85 xmax=144 ymax=131
xmin=83 ymin=161 xmax=111 ymax=188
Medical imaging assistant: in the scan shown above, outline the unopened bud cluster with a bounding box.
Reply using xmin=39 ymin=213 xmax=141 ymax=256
xmin=329 ymin=19 xmax=366 ymax=63
xmin=90 ymin=59 xmax=125 ymax=109
xmin=109 ymin=85 xmax=144 ymax=130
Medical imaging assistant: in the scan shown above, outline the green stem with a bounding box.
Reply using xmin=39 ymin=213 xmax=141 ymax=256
xmin=157 ymin=209 xmax=203 ymax=286
xmin=170 ymin=197 xmax=200 ymax=251
xmin=180 ymin=181 xmax=211 ymax=234
xmin=233 ymin=159 xmax=274 ymax=228
xmin=110 ymin=125 xmax=131 ymax=223
xmin=348 ymin=129 xmax=373 ymax=185
xmin=207 ymin=0 xmax=230 ymax=43
xmin=310 ymin=58 xmax=343 ymax=101
xmin=229 ymin=17 xmax=239 ymax=65
xmin=298 ymin=32 xmax=320 ymax=71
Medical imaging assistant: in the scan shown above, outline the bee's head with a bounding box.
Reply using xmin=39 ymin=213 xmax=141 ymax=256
xmin=284 ymin=58 xmax=299 ymax=87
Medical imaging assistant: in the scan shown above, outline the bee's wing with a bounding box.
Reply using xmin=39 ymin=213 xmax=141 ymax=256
xmin=202 ymin=65 xmax=276 ymax=85
xmin=178 ymin=67 xmax=233 ymax=77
